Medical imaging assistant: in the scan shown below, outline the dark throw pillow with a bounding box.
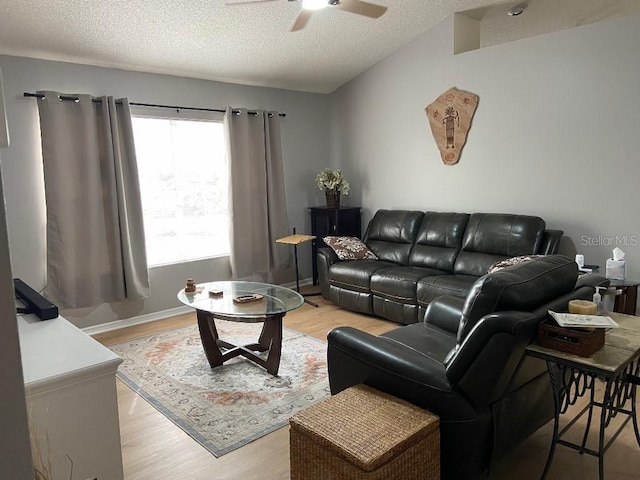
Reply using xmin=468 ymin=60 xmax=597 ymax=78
xmin=323 ymin=236 xmax=378 ymax=261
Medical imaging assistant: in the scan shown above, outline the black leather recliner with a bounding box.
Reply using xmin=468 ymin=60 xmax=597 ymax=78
xmin=327 ymin=255 xmax=606 ymax=479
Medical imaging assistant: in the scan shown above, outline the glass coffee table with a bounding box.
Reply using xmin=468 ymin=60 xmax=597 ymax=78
xmin=178 ymin=281 xmax=304 ymax=375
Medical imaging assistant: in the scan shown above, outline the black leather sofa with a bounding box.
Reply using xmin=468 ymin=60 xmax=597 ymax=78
xmin=327 ymin=255 xmax=606 ymax=479
xmin=318 ymin=210 xmax=564 ymax=324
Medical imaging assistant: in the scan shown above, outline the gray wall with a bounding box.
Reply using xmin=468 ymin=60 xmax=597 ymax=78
xmin=0 ymin=55 xmax=331 ymax=328
xmin=330 ymin=13 xmax=640 ymax=287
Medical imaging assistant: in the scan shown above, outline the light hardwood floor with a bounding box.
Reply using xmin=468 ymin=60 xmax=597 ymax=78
xmin=93 ymin=293 xmax=640 ymax=480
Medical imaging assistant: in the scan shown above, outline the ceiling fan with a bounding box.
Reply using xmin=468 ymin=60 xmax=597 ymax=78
xmin=226 ymin=0 xmax=388 ymax=32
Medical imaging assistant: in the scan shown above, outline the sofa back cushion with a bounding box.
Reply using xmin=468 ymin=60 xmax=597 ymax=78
xmin=409 ymin=212 xmax=470 ymax=271
xmin=456 ymin=255 xmax=578 ymax=342
xmin=453 ymin=213 xmax=546 ymax=277
xmin=364 ymin=210 xmax=424 ymax=265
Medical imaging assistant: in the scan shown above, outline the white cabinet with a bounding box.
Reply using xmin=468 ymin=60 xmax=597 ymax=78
xmin=19 ymin=314 xmax=124 ymax=480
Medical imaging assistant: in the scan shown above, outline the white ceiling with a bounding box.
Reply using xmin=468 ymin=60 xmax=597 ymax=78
xmin=0 ymin=0 xmax=638 ymax=94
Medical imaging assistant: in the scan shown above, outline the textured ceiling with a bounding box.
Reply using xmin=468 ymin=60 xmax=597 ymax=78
xmin=0 ymin=0 xmax=638 ymax=94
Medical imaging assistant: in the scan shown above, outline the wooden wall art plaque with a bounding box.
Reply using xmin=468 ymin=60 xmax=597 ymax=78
xmin=425 ymin=87 xmax=478 ymax=165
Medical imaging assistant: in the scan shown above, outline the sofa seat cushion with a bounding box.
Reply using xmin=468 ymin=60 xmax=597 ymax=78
xmin=381 ymin=322 xmax=458 ymax=365
xmin=417 ymin=274 xmax=479 ymax=306
xmin=329 ymin=260 xmax=397 ymax=293
xmin=371 ymin=267 xmax=447 ymax=303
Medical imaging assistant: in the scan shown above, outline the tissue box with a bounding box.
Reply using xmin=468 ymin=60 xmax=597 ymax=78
xmin=606 ymin=259 xmax=626 ymax=280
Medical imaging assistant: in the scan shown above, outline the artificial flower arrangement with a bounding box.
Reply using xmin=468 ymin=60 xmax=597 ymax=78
xmin=315 ymin=168 xmax=350 ymax=195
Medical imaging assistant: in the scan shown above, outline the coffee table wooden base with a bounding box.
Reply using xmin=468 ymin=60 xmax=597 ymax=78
xmin=196 ymin=309 xmax=284 ymax=376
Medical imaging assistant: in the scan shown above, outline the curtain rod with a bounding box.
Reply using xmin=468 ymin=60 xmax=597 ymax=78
xmin=23 ymin=92 xmax=286 ymax=117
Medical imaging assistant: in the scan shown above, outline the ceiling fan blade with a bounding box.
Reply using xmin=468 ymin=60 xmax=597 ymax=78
xmin=335 ymin=0 xmax=387 ymax=19
xmin=290 ymin=8 xmax=312 ymax=31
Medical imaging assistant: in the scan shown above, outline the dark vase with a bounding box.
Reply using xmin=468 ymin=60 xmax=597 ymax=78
xmin=325 ymin=190 xmax=341 ymax=209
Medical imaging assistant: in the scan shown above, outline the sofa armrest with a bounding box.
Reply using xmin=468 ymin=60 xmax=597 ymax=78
xmin=424 ymin=296 xmax=465 ymax=334
xmin=317 ymin=247 xmax=339 ymax=297
xmin=328 ymin=327 xmax=450 ymax=390
xmin=539 ymin=229 xmax=564 ymax=255
xmin=445 ymin=311 xmax=538 ymax=405
xmin=575 ymin=273 xmax=609 ymax=289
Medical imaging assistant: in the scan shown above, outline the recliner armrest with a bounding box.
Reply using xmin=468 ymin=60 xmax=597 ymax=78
xmin=327 ymin=326 xmax=480 ymax=424
xmin=539 ymin=229 xmax=564 ymax=255
xmin=317 ymin=247 xmax=339 ymax=297
xmin=424 ymin=295 xmax=465 ymax=334
xmin=327 ymin=326 xmax=451 ymax=391
xmin=575 ymin=273 xmax=609 ymax=289
xmin=318 ymin=246 xmax=339 ymax=264
xmin=445 ymin=311 xmax=538 ymax=405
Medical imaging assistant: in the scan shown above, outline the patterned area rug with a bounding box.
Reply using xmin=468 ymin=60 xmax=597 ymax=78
xmin=109 ymin=321 xmax=330 ymax=456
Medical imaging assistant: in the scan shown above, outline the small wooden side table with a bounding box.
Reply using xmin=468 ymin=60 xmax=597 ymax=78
xmin=526 ymin=312 xmax=640 ymax=480
xmin=277 ymin=230 xmax=319 ymax=307
xmin=579 ymin=273 xmax=638 ymax=315
xmin=605 ymin=279 xmax=638 ymax=315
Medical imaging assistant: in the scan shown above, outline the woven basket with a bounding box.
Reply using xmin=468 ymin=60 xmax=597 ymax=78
xmin=537 ymin=319 xmax=604 ymax=357
xmin=290 ymin=384 xmax=440 ymax=480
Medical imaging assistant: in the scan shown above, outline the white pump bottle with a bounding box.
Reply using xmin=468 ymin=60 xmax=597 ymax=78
xmin=593 ymin=286 xmax=605 ymax=314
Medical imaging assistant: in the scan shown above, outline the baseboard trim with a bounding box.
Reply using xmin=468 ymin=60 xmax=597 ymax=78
xmin=82 ymin=305 xmax=192 ymax=336
xmin=282 ymin=278 xmax=314 ymax=290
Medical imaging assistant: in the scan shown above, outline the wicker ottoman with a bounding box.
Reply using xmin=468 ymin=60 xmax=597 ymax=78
xmin=289 ymin=384 xmax=440 ymax=480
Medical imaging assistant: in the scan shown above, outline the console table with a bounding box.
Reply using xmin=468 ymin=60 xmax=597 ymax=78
xmin=18 ymin=314 xmax=124 ymax=480
xmin=309 ymin=206 xmax=361 ymax=285
xmin=526 ymin=312 xmax=640 ymax=480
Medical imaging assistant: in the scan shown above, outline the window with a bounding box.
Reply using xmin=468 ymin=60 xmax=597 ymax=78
xmin=131 ymin=111 xmax=229 ymax=267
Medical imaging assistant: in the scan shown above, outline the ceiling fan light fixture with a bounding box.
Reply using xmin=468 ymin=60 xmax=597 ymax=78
xmin=302 ymin=0 xmax=329 ymax=11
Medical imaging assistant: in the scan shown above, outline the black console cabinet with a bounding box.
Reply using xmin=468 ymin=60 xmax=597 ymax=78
xmin=309 ymin=206 xmax=362 ymax=285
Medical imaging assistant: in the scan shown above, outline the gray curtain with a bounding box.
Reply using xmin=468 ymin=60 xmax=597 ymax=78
xmin=37 ymin=91 xmax=150 ymax=308
xmin=224 ymin=107 xmax=290 ymax=281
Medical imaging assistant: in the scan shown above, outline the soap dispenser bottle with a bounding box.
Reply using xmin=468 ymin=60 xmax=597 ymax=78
xmin=593 ymin=286 xmax=605 ymax=314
